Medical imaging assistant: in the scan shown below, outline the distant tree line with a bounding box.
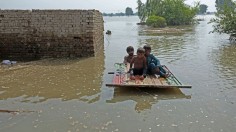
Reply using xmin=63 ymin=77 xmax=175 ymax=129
xmin=103 ymin=7 xmax=138 ymax=16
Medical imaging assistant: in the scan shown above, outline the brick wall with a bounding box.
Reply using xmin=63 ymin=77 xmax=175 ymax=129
xmin=0 ymin=9 xmax=104 ymax=60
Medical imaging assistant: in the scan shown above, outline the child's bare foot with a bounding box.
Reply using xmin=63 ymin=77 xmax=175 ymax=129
xmin=163 ymin=73 xmax=170 ymax=78
xmin=130 ymin=75 xmax=135 ymax=80
xmin=139 ymin=76 xmax=144 ymax=80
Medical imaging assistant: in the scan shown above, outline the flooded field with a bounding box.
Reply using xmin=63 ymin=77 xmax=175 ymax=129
xmin=0 ymin=16 xmax=236 ymax=132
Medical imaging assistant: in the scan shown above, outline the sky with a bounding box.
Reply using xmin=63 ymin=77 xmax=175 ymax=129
xmin=0 ymin=0 xmax=216 ymax=13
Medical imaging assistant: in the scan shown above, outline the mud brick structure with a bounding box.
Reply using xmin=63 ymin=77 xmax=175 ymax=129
xmin=0 ymin=9 xmax=104 ymax=60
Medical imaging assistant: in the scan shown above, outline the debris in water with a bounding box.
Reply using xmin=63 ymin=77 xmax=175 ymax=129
xmin=171 ymin=124 xmax=178 ymax=127
xmin=1 ymin=60 xmax=17 ymax=65
xmin=105 ymin=121 xmax=112 ymax=126
xmin=0 ymin=109 xmax=35 ymax=114
xmin=1 ymin=86 xmax=9 ymax=89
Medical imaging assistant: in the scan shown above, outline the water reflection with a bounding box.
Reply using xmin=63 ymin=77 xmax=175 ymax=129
xmin=107 ymin=88 xmax=191 ymax=113
xmin=0 ymin=53 xmax=105 ymax=103
xmin=1 ymin=15 xmax=236 ymax=132
xmin=138 ymin=25 xmax=193 ymax=36
xmin=210 ymin=43 xmax=236 ymax=88
xmin=137 ymin=26 xmax=200 ymax=64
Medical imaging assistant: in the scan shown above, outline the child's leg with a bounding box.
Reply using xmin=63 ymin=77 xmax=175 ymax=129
xmin=159 ymin=66 xmax=166 ymax=74
xmin=130 ymin=68 xmax=140 ymax=80
xmin=159 ymin=66 xmax=169 ymax=78
xmin=148 ymin=63 xmax=159 ymax=75
xmin=134 ymin=68 xmax=145 ymax=80
xmin=130 ymin=68 xmax=135 ymax=80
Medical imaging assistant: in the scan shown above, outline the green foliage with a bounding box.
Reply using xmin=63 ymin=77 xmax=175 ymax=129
xmin=146 ymin=15 xmax=167 ymax=28
xmin=137 ymin=0 xmax=199 ymax=26
xmin=209 ymin=0 xmax=236 ymax=35
xmin=125 ymin=7 xmax=134 ymax=16
xmin=215 ymin=0 xmax=234 ymax=11
xmin=137 ymin=0 xmax=146 ymax=22
xmin=160 ymin=0 xmax=199 ymax=25
xmin=199 ymin=4 xmax=208 ymax=14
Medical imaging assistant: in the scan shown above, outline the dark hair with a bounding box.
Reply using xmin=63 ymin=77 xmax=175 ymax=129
xmin=137 ymin=47 xmax=145 ymax=53
xmin=126 ymin=46 xmax=134 ymax=52
xmin=143 ymin=45 xmax=151 ymax=50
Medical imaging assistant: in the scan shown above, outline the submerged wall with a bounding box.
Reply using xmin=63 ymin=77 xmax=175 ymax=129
xmin=0 ymin=9 xmax=104 ymax=60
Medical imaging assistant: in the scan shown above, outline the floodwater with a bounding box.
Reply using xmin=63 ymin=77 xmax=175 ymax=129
xmin=0 ymin=16 xmax=236 ymax=132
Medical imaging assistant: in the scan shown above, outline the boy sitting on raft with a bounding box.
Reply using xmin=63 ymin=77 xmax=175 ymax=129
xmin=143 ymin=45 xmax=169 ymax=78
xmin=129 ymin=48 xmax=147 ymax=80
xmin=123 ymin=46 xmax=135 ymax=64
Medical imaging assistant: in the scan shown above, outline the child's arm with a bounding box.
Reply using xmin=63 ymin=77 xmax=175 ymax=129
xmin=123 ymin=56 xmax=128 ymax=64
xmin=129 ymin=58 xmax=134 ymax=72
xmin=143 ymin=57 xmax=147 ymax=77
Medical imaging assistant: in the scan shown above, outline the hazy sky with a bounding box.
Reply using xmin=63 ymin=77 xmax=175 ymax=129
xmin=0 ymin=0 xmax=216 ymax=12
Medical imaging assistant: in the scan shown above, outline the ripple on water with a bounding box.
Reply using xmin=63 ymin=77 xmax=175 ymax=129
xmin=0 ymin=56 xmax=105 ymax=103
xmin=209 ymin=43 xmax=236 ymax=89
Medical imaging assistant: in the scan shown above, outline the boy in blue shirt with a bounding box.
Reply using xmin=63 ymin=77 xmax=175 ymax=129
xmin=143 ymin=45 xmax=168 ymax=78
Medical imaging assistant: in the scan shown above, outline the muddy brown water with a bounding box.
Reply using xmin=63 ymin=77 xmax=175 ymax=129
xmin=0 ymin=16 xmax=236 ymax=132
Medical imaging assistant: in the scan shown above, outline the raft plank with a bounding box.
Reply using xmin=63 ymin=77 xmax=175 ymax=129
xmin=143 ymin=76 xmax=153 ymax=85
xmin=160 ymin=78 xmax=169 ymax=86
xmin=151 ymin=76 xmax=162 ymax=85
xmin=107 ymin=63 xmax=192 ymax=89
xmin=106 ymin=83 xmax=192 ymax=88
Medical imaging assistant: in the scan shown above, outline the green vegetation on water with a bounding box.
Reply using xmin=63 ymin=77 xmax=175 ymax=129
xmin=137 ymin=0 xmax=199 ymax=27
xmin=209 ymin=0 xmax=236 ymax=38
xmin=146 ymin=15 xmax=167 ymax=28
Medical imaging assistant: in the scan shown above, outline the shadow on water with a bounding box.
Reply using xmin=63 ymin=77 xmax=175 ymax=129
xmin=107 ymin=87 xmax=191 ymax=113
xmin=0 ymin=52 xmax=105 ymax=103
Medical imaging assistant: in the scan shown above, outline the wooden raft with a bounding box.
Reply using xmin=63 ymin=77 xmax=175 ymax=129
xmin=106 ymin=63 xmax=192 ymax=89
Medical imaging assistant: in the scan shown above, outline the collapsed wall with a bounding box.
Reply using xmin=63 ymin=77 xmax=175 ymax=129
xmin=0 ymin=9 xmax=104 ymax=60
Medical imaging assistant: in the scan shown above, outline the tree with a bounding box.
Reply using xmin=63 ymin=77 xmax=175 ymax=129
xmin=125 ymin=7 xmax=134 ymax=16
xmin=216 ymin=0 xmax=232 ymax=10
xmin=160 ymin=0 xmax=199 ymax=25
xmin=136 ymin=0 xmax=199 ymax=26
xmin=137 ymin=0 xmax=146 ymax=22
xmin=199 ymin=4 xmax=208 ymax=14
xmin=209 ymin=0 xmax=236 ymax=36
